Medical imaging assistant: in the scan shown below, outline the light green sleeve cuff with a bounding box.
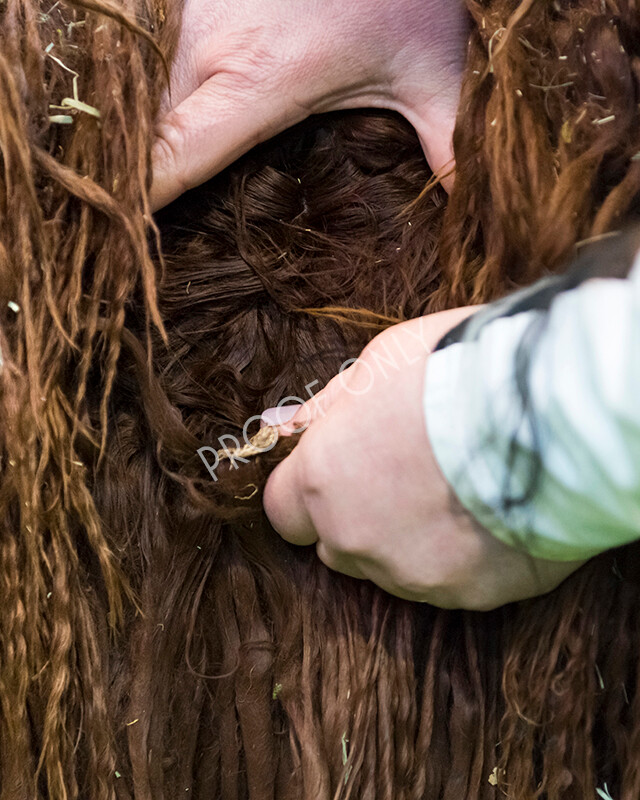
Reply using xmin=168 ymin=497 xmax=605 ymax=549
xmin=423 ymin=258 xmax=640 ymax=562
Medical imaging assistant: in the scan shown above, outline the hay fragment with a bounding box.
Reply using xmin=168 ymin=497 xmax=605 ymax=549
xmin=488 ymin=767 xmax=504 ymax=786
xmin=217 ymin=426 xmax=278 ymax=462
xmin=593 ymin=115 xmax=615 ymax=125
xmin=234 ymin=484 xmax=258 ymax=501
xmin=61 ymin=97 xmax=100 ymax=118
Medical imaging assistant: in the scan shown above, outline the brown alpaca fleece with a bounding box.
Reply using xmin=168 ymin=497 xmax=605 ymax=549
xmin=2 ymin=1 xmax=640 ymax=799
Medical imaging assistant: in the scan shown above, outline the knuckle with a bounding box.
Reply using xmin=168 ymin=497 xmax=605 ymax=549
xmin=297 ymin=426 xmax=333 ymax=498
xmin=327 ymin=517 xmax=374 ymax=560
xmin=423 ymin=572 xmax=497 ymax=612
xmin=315 ymin=542 xmax=340 ymax=572
xmin=296 ymin=429 xmax=365 ymax=555
xmin=449 ymin=585 xmax=500 ymax=612
xmin=333 ymin=530 xmax=369 ymax=559
xmin=154 ymin=117 xmax=191 ymax=196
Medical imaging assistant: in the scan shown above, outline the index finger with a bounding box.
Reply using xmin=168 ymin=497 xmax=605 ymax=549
xmin=263 ymin=441 xmax=318 ymax=546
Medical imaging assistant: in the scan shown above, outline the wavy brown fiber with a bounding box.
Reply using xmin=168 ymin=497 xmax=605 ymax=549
xmin=1 ymin=1 xmax=640 ymax=799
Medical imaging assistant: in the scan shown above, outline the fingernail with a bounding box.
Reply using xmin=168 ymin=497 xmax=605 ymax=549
xmin=260 ymin=405 xmax=300 ymax=428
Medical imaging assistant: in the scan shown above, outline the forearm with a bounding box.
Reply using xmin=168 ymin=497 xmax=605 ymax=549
xmin=424 ymin=230 xmax=640 ymax=561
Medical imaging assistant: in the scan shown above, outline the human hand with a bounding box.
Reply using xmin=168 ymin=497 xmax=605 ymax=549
xmin=151 ymin=0 xmax=469 ymax=209
xmin=262 ymin=310 xmax=585 ymax=610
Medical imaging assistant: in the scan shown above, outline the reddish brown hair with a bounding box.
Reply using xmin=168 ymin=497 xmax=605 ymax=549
xmin=1 ymin=1 xmax=640 ymax=799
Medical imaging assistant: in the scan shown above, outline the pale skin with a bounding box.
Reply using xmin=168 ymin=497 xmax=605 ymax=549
xmin=151 ymin=0 xmax=469 ymax=209
xmin=262 ymin=310 xmax=585 ymax=610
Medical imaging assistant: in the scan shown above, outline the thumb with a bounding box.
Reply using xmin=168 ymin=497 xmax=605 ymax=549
xmin=261 ymin=367 xmax=353 ymax=436
xmin=408 ymin=98 xmax=458 ymax=194
xmin=150 ymin=76 xmax=306 ymax=211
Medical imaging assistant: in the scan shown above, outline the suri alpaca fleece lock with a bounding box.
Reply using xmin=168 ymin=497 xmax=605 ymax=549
xmin=1 ymin=0 xmax=640 ymax=799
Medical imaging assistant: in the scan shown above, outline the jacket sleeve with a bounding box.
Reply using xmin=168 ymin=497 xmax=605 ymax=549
xmin=423 ymin=242 xmax=640 ymax=562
